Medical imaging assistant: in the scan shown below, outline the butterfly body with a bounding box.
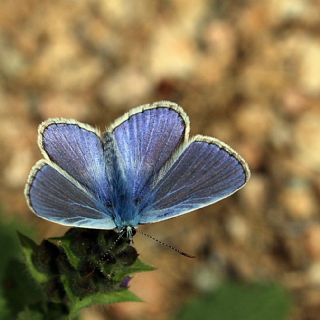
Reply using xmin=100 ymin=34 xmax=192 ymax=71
xmin=25 ymin=101 xmax=250 ymax=232
xmin=103 ymin=132 xmax=153 ymax=230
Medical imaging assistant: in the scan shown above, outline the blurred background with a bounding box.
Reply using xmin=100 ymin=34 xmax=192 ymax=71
xmin=1 ymin=0 xmax=320 ymax=319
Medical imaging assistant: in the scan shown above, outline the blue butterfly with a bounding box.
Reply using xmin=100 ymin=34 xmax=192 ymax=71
xmin=25 ymin=101 xmax=250 ymax=238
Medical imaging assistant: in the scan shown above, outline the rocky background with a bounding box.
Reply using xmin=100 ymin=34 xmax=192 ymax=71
xmin=1 ymin=0 xmax=320 ymax=319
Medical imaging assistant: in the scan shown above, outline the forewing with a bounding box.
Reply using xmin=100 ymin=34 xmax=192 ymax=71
xmin=107 ymin=101 xmax=189 ymax=197
xmin=139 ymin=135 xmax=250 ymax=223
xmin=25 ymin=160 xmax=115 ymax=229
xmin=39 ymin=119 xmax=109 ymax=201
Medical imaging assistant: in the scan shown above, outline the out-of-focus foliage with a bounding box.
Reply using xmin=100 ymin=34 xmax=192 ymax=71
xmin=0 ymin=213 xmax=24 ymax=282
xmin=4 ymin=259 xmax=43 ymax=319
xmin=0 ymin=296 xmax=10 ymax=320
xmin=0 ymin=211 xmax=36 ymax=320
xmin=177 ymin=282 xmax=292 ymax=320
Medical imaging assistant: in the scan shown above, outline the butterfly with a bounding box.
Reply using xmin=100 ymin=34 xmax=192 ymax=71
xmin=25 ymin=101 xmax=250 ymax=238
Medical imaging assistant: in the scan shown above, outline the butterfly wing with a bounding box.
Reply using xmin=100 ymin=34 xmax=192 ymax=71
xmin=107 ymin=101 xmax=189 ymax=198
xmin=38 ymin=119 xmax=109 ymax=201
xmin=25 ymin=119 xmax=115 ymax=229
xmin=139 ymin=135 xmax=250 ymax=223
xmin=25 ymin=160 xmax=115 ymax=229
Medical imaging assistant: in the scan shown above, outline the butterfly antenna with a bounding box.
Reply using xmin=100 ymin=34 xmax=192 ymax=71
xmin=137 ymin=230 xmax=196 ymax=259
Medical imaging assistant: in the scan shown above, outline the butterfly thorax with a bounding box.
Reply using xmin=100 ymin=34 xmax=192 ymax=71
xmin=105 ymin=176 xmax=140 ymax=228
xmin=115 ymin=225 xmax=136 ymax=240
xmin=104 ymin=133 xmax=143 ymax=228
xmin=112 ymin=201 xmax=140 ymax=229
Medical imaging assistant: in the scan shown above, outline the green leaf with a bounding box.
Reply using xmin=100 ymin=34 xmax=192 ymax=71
xmin=10 ymin=227 xmax=153 ymax=319
xmin=69 ymin=289 xmax=142 ymax=320
xmin=18 ymin=233 xmax=49 ymax=283
xmin=177 ymin=282 xmax=292 ymax=320
xmin=112 ymin=259 xmax=155 ymax=281
xmin=0 ymin=212 xmax=36 ymax=319
xmin=48 ymin=236 xmax=80 ymax=269
xmin=17 ymin=308 xmax=44 ymax=320
xmin=60 ymin=274 xmax=77 ymax=303
xmin=0 ymin=217 xmax=33 ymax=284
xmin=3 ymin=259 xmax=43 ymax=317
xmin=0 ymin=295 xmax=11 ymax=320
xmin=0 ymin=228 xmax=19 ymax=282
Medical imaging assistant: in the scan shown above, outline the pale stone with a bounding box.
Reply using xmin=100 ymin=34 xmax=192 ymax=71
xmin=294 ymin=111 xmax=320 ymax=170
xmin=235 ymin=104 xmax=274 ymax=142
xmin=4 ymin=149 xmax=33 ymax=188
xmin=240 ymin=175 xmax=268 ymax=212
xmin=269 ymin=0 xmax=315 ymax=23
xmin=148 ymin=26 xmax=199 ymax=80
xmin=299 ymin=40 xmax=320 ymax=95
xmin=99 ymin=0 xmax=151 ymax=26
xmin=196 ymin=21 xmax=236 ymax=84
xmin=207 ymin=119 xmax=234 ymax=143
xmin=226 ymin=214 xmax=249 ymax=244
xmin=38 ymin=94 xmax=90 ymax=121
xmin=282 ymin=89 xmax=308 ymax=117
xmin=280 ymin=179 xmax=317 ymax=219
xmin=193 ymin=265 xmax=223 ymax=292
xmin=0 ymin=89 xmax=7 ymax=114
xmin=99 ymin=68 xmax=152 ymax=107
xmin=236 ymin=141 xmax=263 ymax=171
xmin=305 ymin=225 xmax=320 ymax=260
xmin=307 ymin=262 xmax=320 ymax=285
xmin=0 ymin=34 xmax=27 ymax=78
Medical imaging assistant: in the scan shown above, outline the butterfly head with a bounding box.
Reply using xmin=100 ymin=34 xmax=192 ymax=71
xmin=115 ymin=225 xmax=136 ymax=240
